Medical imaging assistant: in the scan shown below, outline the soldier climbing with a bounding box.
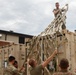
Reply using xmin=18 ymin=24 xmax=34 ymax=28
xmin=53 ymin=2 xmax=68 ymax=30
xmin=39 ymin=2 xmax=68 ymax=36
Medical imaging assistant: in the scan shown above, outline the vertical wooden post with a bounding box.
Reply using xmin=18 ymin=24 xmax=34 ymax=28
xmin=25 ymin=41 xmax=30 ymax=75
xmin=55 ymin=34 xmax=59 ymax=71
xmin=40 ymin=37 xmax=45 ymax=75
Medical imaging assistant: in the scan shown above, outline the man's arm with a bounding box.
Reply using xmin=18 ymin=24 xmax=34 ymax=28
xmin=61 ymin=4 xmax=68 ymax=12
xmin=42 ymin=50 xmax=57 ymax=68
xmin=13 ymin=69 xmax=20 ymax=75
xmin=53 ymin=9 xmax=59 ymax=15
xmin=19 ymin=66 xmax=25 ymax=72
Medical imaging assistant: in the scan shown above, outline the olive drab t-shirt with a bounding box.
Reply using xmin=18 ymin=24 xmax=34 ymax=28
xmin=29 ymin=64 xmax=43 ymax=75
xmin=53 ymin=72 xmax=73 ymax=75
xmin=53 ymin=8 xmax=64 ymax=17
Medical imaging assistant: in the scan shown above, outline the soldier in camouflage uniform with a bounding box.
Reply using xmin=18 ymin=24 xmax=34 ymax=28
xmin=13 ymin=60 xmax=26 ymax=75
xmin=53 ymin=58 xmax=73 ymax=75
xmin=4 ymin=56 xmax=20 ymax=75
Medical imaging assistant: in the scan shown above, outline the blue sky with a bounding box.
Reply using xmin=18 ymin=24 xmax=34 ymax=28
xmin=0 ymin=0 xmax=76 ymax=35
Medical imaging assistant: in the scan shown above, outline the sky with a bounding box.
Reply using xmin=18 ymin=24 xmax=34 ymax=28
xmin=0 ymin=0 xmax=76 ymax=35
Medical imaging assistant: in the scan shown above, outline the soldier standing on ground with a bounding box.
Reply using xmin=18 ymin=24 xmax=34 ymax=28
xmin=13 ymin=60 xmax=26 ymax=75
xmin=4 ymin=56 xmax=20 ymax=75
xmin=28 ymin=50 xmax=57 ymax=75
xmin=53 ymin=58 xmax=73 ymax=75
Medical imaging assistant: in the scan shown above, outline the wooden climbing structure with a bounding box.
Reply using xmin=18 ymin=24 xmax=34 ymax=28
xmin=26 ymin=4 xmax=71 ymax=75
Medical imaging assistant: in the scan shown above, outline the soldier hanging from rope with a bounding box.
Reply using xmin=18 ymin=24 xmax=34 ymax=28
xmin=53 ymin=2 xmax=67 ymax=29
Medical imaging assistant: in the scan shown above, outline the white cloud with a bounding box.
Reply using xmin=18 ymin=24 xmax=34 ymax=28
xmin=0 ymin=0 xmax=76 ymax=35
